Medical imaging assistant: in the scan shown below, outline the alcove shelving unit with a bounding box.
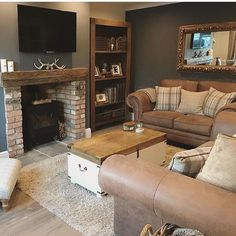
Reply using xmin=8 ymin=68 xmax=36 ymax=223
xmin=90 ymin=18 xmax=131 ymax=131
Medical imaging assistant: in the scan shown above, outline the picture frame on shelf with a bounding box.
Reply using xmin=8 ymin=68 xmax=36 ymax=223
xmin=111 ymin=63 xmax=123 ymax=76
xmin=95 ymin=66 xmax=101 ymax=77
xmin=96 ymin=93 xmax=108 ymax=104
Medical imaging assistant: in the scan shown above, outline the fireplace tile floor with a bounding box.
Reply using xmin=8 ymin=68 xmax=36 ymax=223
xmin=18 ymin=138 xmax=75 ymax=167
xmin=17 ymin=150 xmax=48 ymax=167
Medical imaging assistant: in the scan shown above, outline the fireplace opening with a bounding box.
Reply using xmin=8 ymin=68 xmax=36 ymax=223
xmin=21 ymin=85 xmax=65 ymax=150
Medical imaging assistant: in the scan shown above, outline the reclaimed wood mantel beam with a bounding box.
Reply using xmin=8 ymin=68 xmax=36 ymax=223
xmin=0 ymin=68 xmax=88 ymax=87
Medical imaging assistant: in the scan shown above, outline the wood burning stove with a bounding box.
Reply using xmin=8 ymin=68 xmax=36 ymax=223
xmin=22 ymin=100 xmax=63 ymax=150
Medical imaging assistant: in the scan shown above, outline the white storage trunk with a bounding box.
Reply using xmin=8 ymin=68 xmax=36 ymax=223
xmin=68 ymin=141 xmax=166 ymax=197
xmin=68 ymin=152 xmax=103 ymax=197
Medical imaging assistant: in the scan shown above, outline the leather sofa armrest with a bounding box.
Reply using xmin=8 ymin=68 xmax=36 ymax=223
xmin=126 ymin=91 xmax=155 ymax=120
xmin=216 ymin=102 xmax=236 ymax=115
xmin=99 ymin=154 xmax=169 ymax=211
xmin=211 ymin=110 xmax=236 ymax=140
xmin=199 ymin=141 xmax=214 ymax=147
xmin=99 ymin=154 xmax=236 ymax=236
xmin=155 ymin=170 xmax=236 ymax=236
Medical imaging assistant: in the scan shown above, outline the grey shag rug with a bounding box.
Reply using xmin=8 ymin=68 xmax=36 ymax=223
xmin=18 ymin=154 xmax=114 ymax=236
xmin=18 ymin=145 xmax=184 ymax=235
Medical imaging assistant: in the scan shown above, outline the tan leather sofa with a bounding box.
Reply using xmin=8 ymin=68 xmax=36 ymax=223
xmin=127 ymin=80 xmax=236 ymax=146
xmin=99 ymin=141 xmax=236 ymax=236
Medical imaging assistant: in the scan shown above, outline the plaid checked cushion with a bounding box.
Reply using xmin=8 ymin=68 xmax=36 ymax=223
xmin=203 ymin=87 xmax=236 ymax=118
xmin=154 ymin=86 xmax=181 ymax=111
xmin=168 ymin=147 xmax=212 ymax=177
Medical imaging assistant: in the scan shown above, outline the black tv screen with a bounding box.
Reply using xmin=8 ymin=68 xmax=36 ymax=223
xmin=17 ymin=5 xmax=76 ymax=53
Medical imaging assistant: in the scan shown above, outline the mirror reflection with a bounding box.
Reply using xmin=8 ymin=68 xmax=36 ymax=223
xmin=184 ymin=31 xmax=236 ymax=66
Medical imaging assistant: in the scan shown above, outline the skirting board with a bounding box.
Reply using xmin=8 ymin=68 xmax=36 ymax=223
xmin=0 ymin=151 xmax=9 ymax=158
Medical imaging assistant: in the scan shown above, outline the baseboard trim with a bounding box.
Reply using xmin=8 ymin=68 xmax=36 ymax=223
xmin=0 ymin=151 xmax=9 ymax=158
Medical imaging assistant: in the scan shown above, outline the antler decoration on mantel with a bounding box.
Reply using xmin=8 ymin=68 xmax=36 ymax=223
xmin=34 ymin=58 xmax=66 ymax=70
xmin=53 ymin=58 xmax=66 ymax=69
xmin=34 ymin=58 xmax=49 ymax=70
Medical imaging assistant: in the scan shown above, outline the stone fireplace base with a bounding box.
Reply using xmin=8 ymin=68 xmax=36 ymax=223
xmin=1 ymin=68 xmax=88 ymax=158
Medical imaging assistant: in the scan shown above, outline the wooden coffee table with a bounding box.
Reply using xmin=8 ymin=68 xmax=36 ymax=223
xmin=67 ymin=128 xmax=166 ymax=196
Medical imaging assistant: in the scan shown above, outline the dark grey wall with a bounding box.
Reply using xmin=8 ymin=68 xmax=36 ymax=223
xmin=0 ymin=88 xmax=7 ymax=152
xmin=126 ymin=2 xmax=236 ymax=90
xmin=0 ymin=2 xmax=90 ymax=152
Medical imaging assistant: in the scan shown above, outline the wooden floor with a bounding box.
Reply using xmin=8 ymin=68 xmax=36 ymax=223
xmin=0 ymin=189 xmax=80 ymax=236
xmin=0 ymin=126 xmax=119 ymax=236
xmin=0 ymin=142 xmax=81 ymax=236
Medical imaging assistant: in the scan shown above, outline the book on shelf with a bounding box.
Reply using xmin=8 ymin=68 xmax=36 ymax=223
xmin=96 ymin=82 xmax=125 ymax=106
xmin=102 ymin=83 xmax=125 ymax=104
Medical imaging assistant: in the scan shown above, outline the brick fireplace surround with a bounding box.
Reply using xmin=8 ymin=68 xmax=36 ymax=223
xmin=1 ymin=68 xmax=88 ymax=158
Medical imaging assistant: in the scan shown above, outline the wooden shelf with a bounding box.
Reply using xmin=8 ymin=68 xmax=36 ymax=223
xmin=90 ymin=17 xmax=131 ymax=131
xmin=96 ymin=50 xmax=127 ymax=54
xmin=95 ymin=76 xmax=126 ymax=82
xmin=96 ymin=117 xmax=124 ymax=128
xmin=0 ymin=68 xmax=88 ymax=88
xmin=95 ymin=101 xmax=124 ymax=108
xmin=96 ymin=107 xmax=125 ymax=115
xmin=95 ymin=107 xmax=125 ymax=128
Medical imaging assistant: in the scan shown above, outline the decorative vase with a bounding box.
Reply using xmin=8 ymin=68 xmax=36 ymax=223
xmin=215 ymin=57 xmax=222 ymax=66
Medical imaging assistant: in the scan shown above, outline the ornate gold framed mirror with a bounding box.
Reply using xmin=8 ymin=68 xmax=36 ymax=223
xmin=177 ymin=21 xmax=236 ymax=72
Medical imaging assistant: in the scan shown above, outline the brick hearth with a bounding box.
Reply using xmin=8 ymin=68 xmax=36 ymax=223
xmin=1 ymin=68 xmax=88 ymax=158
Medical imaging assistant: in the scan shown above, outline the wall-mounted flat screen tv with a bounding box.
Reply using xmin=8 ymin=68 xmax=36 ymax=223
xmin=191 ymin=32 xmax=211 ymax=50
xmin=18 ymin=5 xmax=76 ymax=53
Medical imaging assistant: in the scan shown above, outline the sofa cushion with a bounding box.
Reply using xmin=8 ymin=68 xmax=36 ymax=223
xmin=203 ymin=87 xmax=236 ymax=118
xmin=200 ymin=141 xmax=215 ymax=148
xmin=177 ymin=89 xmax=208 ymax=115
xmin=168 ymin=146 xmax=212 ymax=177
xmin=142 ymin=111 xmax=183 ymax=129
xmin=154 ymin=86 xmax=181 ymax=111
xmin=197 ymin=134 xmax=236 ymax=192
xmin=174 ymin=114 xmax=213 ymax=136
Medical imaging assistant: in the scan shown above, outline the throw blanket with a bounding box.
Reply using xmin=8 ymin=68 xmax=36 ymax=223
xmin=140 ymin=223 xmax=205 ymax=236
xmin=138 ymin=88 xmax=156 ymax=103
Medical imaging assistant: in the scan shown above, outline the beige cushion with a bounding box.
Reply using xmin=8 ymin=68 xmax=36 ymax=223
xmin=177 ymin=89 xmax=208 ymax=115
xmin=154 ymin=86 xmax=181 ymax=111
xmin=197 ymin=133 xmax=236 ymax=192
xmin=203 ymin=87 xmax=236 ymax=117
